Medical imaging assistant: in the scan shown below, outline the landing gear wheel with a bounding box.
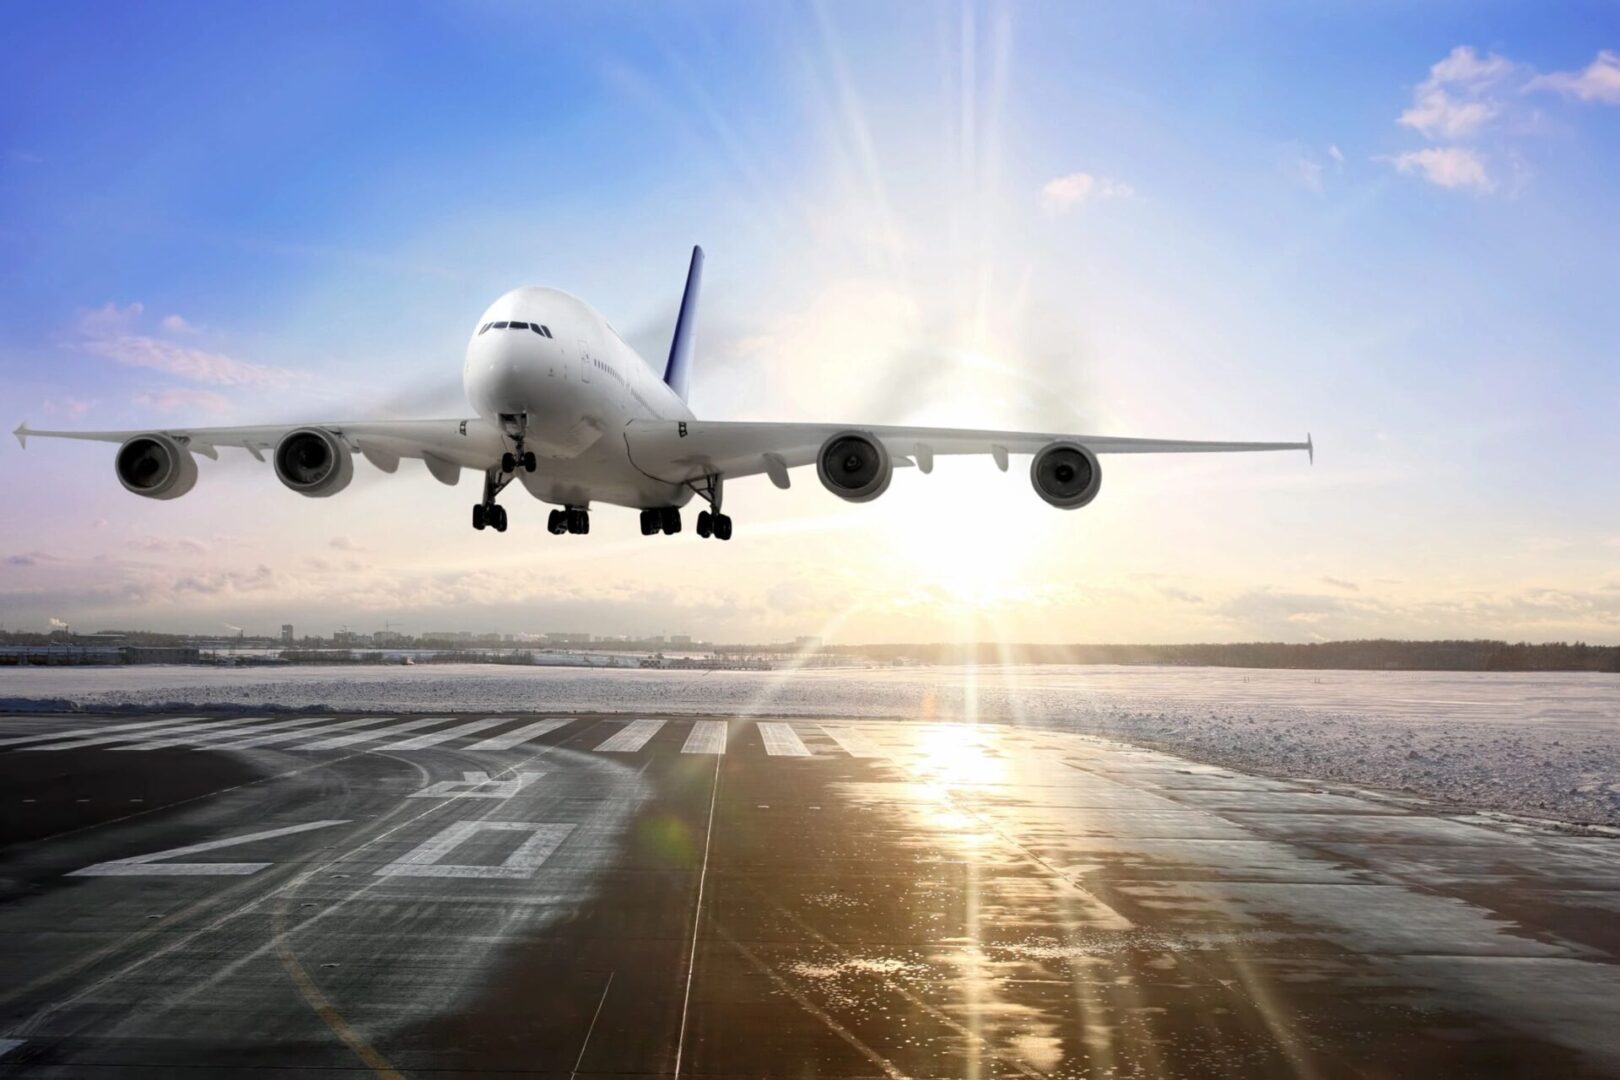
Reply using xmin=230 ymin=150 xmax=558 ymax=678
xmin=522 ymin=451 xmax=537 ymax=473
xmin=501 ymin=452 xmax=517 ymax=474
xmin=713 ymin=513 xmax=732 ymax=541
xmin=472 ymin=504 xmax=487 ymax=531
xmin=491 ymin=505 xmax=508 ymax=532
xmin=696 ymin=510 xmax=712 ymax=538
xmin=547 ymin=509 xmax=567 ymax=535
xmin=660 ymin=506 xmax=681 ymax=535
xmin=640 ymin=509 xmax=660 ymax=536
xmin=565 ymin=508 xmax=589 ymax=534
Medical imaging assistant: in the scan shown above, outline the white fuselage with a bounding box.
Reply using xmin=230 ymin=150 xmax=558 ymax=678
xmin=462 ymin=287 xmax=695 ymax=510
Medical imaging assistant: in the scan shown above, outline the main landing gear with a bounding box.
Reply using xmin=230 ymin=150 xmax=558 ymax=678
xmin=549 ymin=507 xmax=589 ymax=535
xmin=641 ymin=473 xmax=732 ymax=541
xmin=473 ymin=468 xmax=512 ymax=532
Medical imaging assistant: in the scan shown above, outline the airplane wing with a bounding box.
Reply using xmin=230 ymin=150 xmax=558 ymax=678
xmin=623 ymin=419 xmax=1312 ymax=489
xmin=13 ymin=418 xmax=505 ymax=485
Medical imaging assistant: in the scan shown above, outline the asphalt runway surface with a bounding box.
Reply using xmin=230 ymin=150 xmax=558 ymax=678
xmin=1 ymin=711 xmax=1618 ymax=1077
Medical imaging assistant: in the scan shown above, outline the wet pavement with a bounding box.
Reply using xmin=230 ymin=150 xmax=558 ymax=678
xmin=0 ymin=712 xmax=1617 ymax=1077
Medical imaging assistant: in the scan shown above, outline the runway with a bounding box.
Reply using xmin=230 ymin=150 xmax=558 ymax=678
xmin=1 ymin=712 xmax=1618 ymax=1077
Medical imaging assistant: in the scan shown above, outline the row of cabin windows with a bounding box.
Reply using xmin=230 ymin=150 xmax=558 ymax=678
xmin=479 ymin=321 xmax=554 ymax=337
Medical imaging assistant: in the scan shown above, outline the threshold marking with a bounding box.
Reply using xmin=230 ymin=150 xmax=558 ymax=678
xmin=300 ymin=718 xmax=443 ymax=751
xmin=595 ymin=719 xmax=665 ymax=753
xmin=821 ymin=725 xmax=883 ymax=758
xmin=0 ymin=715 xmax=198 ymax=749
xmin=759 ymin=722 xmax=811 ymax=757
xmin=116 ymin=716 xmax=308 ymax=750
xmin=465 ymin=718 xmax=572 ymax=751
xmin=23 ymin=718 xmax=209 ymax=752
xmin=681 ymin=720 xmax=728 ymax=755
xmin=379 ymin=716 xmax=509 ymax=751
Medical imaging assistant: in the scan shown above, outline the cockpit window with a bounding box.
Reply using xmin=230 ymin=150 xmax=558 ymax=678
xmin=530 ymin=323 xmax=544 ymax=335
xmin=492 ymin=321 xmax=510 ymax=329
xmin=478 ymin=323 xmax=492 ymax=334
xmin=542 ymin=325 xmax=553 ymax=338
xmin=509 ymin=321 xmax=529 ymax=331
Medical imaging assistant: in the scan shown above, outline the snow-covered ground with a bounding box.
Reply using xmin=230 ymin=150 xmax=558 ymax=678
xmin=2 ymin=664 xmax=1616 ymax=825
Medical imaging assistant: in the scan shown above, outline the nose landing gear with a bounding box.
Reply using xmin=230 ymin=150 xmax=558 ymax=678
xmin=498 ymin=414 xmax=538 ymax=475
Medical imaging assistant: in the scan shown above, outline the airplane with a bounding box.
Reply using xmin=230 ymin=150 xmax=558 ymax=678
xmin=13 ymin=246 xmax=1311 ymax=539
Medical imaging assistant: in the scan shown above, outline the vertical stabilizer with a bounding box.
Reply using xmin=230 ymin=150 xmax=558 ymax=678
xmin=664 ymin=245 xmax=703 ymax=402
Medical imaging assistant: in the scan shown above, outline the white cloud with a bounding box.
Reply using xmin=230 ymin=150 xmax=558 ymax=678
xmin=1398 ymin=46 xmax=1516 ymax=140
xmin=76 ymin=302 xmax=293 ymax=388
xmin=132 ymin=388 xmax=234 ymax=415
xmin=329 ymin=535 xmax=366 ymax=552
xmin=1039 ymin=171 xmax=1134 ymax=214
xmin=161 ymin=313 xmax=199 ymax=334
xmin=1526 ymin=49 xmax=1620 ymax=105
xmin=1385 ymin=147 xmax=1493 ymax=191
xmin=1327 ymin=144 xmax=1345 ymax=165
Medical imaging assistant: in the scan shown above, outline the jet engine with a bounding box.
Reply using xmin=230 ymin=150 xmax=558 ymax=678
xmin=1030 ymin=441 xmax=1102 ymax=509
xmin=115 ymin=434 xmax=198 ymax=500
xmin=274 ymin=428 xmax=354 ymax=498
xmin=816 ymin=430 xmax=892 ymax=503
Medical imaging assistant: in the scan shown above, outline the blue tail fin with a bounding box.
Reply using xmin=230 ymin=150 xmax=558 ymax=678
xmin=663 ymin=245 xmax=703 ymax=402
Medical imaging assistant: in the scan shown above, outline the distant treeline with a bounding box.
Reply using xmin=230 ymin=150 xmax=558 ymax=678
xmin=853 ymin=639 xmax=1620 ymax=672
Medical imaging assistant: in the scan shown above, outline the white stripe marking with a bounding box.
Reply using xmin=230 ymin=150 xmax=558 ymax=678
xmin=821 ymin=725 xmax=883 ymax=758
xmin=23 ymin=718 xmax=210 ymax=751
xmin=0 ymin=1039 xmax=22 ymax=1059
xmin=213 ymin=716 xmax=381 ymax=749
xmin=681 ymin=720 xmax=728 ymax=755
xmin=115 ymin=716 xmax=306 ymax=750
xmin=409 ymin=770 xmax=544 ymax=799
xmin=68 ymin=819 xmax=350 ymax=877
xmin=375 ymin=820 xmax=575 ymax=879
xmin=299 ymin=717 xmax=442 ymax=750
xmin=0 ymin=715 xmax=199 ymax=748
xmin=378 ymin=716 xmax=510 ymax=750
xmin=759 ymin=722 xmax=811 ymax=757
xmin=594 ymin=718 xmax=665 ymax=753
xmin=465 ymin=718 xmax=572 ymax=751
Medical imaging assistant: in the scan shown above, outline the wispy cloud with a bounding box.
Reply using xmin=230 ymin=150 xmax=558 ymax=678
xmin=76 ymin=302 xmax=294 ymax=388
xmin=1526 ymin=49 xmax=1620 ymax=105
xmin=161 ymin=313 xmax=199 ymax=334
xmin=1039 ymin=171 xmax=1133 ymax=214
xmin=1385 ymin=146 xmax=1493 ymax=191
xmin=1398 ymin=45 xmax=1515 ymax=140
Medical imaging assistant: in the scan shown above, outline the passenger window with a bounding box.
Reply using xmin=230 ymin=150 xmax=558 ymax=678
xmin=479 ymin=323 xmax=492 ymax=334
xmin=509 ymin=321 xmax=529 ymax=330
xmin=493 ymin=321 xmax=509 ymax=329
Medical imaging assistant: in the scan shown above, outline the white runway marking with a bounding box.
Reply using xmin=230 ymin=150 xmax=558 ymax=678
xmin=114 ymin=716 xmax=305 ymax=750
xmin=212 ymin=716 xmax=366 ymax=749
xmin=410 ymin=770 xmax=545 ymax=799
xmin=69 ymin=819 xmax=350 ymax=877
xmin=0 ymin=715 xmax=197 ymax=749
xmin=378 ymin=716 xmax=509 ymax=750
xmin=299 ymin=717 xmax=440 ymax=750
xmin=821 ymin=725 xmax=883 ymax=758
xmin=22 ymin=718 xmax=209 ymax=752
xmin=375 ymin=820 xmax=575 ymax=879
xmin=0 ymin=1039 xmax=22 ymax=1059
xmin=465 ymin=718 xmax=572 ymax=751
xmin=595 ymin=719 xmax=665 ymax=753
xmin=682 ymin=720 xmax=728 ymax=754
xmin=759 ymin=722 xmax=811 ymax=757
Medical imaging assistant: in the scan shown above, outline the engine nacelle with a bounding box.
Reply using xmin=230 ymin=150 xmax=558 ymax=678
xmin=1030 ymin=441 xmax=1102 ymax=509
xmin=816 ymin=430 xmax=893 ymax=503
xmin=274 ymin=428 xmax=353 ymax=498
xmin=115 ymin=434 xmax=198 ymax=500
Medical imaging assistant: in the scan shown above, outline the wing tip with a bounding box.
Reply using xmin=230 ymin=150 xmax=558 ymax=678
xmin=13 ymin=422 xmax=29 ymax=449
xmin=1307 ymin=432 xmax=1314 ymax=465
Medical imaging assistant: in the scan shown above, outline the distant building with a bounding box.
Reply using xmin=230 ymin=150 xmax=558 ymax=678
xmin=281 ymin=624 xmax=294 ymax=644
xmin=545 ymin=632 xmax=592 ymax=645
xmin=670 ymin=634 xmax=693 ymax=647
xmin=794 ymin=636 xmax=823 ymax=650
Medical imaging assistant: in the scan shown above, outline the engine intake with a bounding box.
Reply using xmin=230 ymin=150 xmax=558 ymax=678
xmin=816 ymin=430 xmax=892 ymax=503
xmin=1030 ymin=441 xmax=1101 ymax=509
xmin=115 ymin=434 xmax=198 ymax=500
xmin=274 ymin=428 xmax=353 ymax=498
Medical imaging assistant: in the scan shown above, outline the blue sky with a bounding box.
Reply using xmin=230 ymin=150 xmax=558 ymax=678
xmin=2 ymin=2 xmax=1617 ymax=643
